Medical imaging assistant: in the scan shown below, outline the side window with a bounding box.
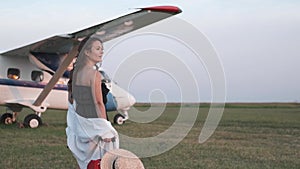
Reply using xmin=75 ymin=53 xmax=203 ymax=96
xmin=7 ymin=68 xmax=20 ymax=80
xmin=31 ymin=71 xmax=44 ymax=82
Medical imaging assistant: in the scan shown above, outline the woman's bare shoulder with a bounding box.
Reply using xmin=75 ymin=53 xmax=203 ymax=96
xmin=74 ymin=68 xmax=99 ymax=86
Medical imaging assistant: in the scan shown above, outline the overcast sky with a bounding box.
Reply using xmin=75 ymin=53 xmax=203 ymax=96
xmin=1 ymin=0 xmax=299 ymax=102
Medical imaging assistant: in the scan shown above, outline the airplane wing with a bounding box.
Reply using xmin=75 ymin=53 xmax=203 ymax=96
xmin=70 ymin=6 xmax=182 ymax=42
xmin=4 ymin=5 xmax=182 ymax=108
xmin=1 ymin=6 xmax=182 ymax=57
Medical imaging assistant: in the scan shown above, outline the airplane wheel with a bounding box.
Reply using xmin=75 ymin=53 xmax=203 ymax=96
xmin=114 ymin=114 xmax=125 ymax=125
xmin=0 ymin=113 xmax=13 ymax=125
xmin=24 ymin=114 xmax=42 ymax=128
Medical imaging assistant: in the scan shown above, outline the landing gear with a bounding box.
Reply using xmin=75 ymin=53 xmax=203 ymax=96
xmin=0 ymin=111 xmax=43 ymax=128
xmin=0 ymin=113 xmax=14 ymax=125
xmin=1 ymin=103 xmax=46 ymax=128
xmin=114 ymin=114 xmax=125 ymax=125
xmin=113 ymin=110 xmax=129 ymax=125
xmin=24 ymin=114 xmax=42 ymax=128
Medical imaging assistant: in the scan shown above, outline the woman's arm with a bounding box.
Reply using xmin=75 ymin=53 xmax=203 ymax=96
xmin=91 ymin=70 xmax=107 ymax=119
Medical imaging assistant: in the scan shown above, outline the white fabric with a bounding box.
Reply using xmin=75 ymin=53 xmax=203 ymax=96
xmin=66 ymin=101 xmax=119 ymax=169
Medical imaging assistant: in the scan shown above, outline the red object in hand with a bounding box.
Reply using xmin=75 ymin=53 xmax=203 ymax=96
xmin=87 ymin=159 xmax=101 ymax=169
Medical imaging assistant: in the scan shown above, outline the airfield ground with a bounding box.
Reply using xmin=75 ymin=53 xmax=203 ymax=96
xmin=0 ymin=103 xmax=299 ymax=169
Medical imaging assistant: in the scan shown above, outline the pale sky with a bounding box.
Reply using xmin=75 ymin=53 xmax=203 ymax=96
xmin=1 ymin=0 xmax=299 ymax=102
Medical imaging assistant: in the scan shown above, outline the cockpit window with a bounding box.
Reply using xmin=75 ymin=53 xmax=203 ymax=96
xmin=31 ymin=71 xmax=44 ymax=82
xmin=100 ymin=71 xmax=111 ymax=83
xmin=7 ymin=68 xmax=20 ymax=80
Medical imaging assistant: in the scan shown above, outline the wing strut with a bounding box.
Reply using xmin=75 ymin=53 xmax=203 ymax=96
xmin=33 ymin=44 xmax=78 ymax=107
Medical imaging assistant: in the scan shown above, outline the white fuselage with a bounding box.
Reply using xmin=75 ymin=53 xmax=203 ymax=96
xmin=0 ymin=54 xmax=135 ymax=113
xmin=0 ymin=54 xmax=68 ymax=110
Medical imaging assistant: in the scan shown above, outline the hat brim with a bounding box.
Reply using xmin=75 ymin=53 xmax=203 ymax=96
xmin=101 ymin=149 xmax=144 ymax=169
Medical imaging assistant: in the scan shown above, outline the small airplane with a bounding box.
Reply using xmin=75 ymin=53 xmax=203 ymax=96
xmin=0 ymin=6 xmax=182 ymax=128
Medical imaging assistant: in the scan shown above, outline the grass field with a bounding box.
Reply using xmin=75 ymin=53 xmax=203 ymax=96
xmin=0 ymin=103 xmax=299 ymax=169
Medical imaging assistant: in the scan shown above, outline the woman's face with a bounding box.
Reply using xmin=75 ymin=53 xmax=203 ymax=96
xmin=86 ymin=40 xmax=103 ymax=63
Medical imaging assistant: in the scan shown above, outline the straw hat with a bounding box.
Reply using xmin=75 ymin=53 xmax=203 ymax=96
xmin=101 ymin=149 xmax=145 ymax=169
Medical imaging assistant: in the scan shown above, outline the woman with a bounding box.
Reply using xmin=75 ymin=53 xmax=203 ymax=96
xmin=66 ymin=36 xmax=119 ymax=169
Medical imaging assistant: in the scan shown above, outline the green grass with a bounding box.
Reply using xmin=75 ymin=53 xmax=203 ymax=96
xmin=0 ymin=103 xmax=299 ymax=169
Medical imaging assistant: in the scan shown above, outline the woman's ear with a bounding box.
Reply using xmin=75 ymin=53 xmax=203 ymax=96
xmin=84 ymin=49 xmax=90 ymax=56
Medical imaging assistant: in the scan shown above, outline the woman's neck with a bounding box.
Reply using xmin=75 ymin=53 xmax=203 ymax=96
xmin=84 ymin=59 xmax=95 ymax=67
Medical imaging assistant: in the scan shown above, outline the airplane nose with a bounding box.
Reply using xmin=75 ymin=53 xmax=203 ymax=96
xmin=109 ymin=82 xmax=136 ymax=110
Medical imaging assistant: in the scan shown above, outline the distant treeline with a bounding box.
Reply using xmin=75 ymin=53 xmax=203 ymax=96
xmin=134 ymin=102 xmax=300 ymax=108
